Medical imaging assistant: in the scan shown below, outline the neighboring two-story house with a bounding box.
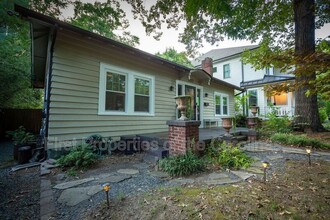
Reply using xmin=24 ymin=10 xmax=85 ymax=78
xmin=193 ymin=46 xmax=295 ymax=117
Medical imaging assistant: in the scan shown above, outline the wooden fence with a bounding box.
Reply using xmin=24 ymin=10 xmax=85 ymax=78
xmin=0 ymin=109 xmax=42 ymax=138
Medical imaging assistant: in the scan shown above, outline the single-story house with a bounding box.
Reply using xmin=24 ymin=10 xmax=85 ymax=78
xmin=15 ymin=5 xmax=242 ymax=154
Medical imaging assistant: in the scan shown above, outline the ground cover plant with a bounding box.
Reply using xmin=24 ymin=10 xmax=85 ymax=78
xmin=56 ymin=144 xmax=99 ymax=170
xmin=158 ymin=150 xmax=205 ymax=177
xmin=207 ymin=139 xmax=253 ymax=169
xmin=85 ymin=160 xmax=330 ymax=220
xmin=270 ymin=133 xmax=330 ymax=150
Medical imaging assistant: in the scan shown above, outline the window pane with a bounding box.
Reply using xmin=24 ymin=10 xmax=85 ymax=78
xmin=105 ymin=92 xmax=125 ymax=111
xmin=134 ymin=95 xmax=149 ymax=112
xmin=223 ymin=64 xmax=230 ymax=78
xmin=274 ymin=93 xmax=288 ymax=105
xmin=106 ymin=72 xmax=125 ymax=92
xmin=248 ymin=90 xmax=258 ymax=106
xmin=215 ymin=95 xmax=220 ymax=115
xmin=223 ymin=97 xmax=228 ymax=115
xmin=135 ymin=78 xmax=150 ymax=95
xmin=135 ymin=77 xmax=150 ymax=112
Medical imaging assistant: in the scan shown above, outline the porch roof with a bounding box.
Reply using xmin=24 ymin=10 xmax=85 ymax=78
xmin=240 ymin=75 xmax=295 ymax=88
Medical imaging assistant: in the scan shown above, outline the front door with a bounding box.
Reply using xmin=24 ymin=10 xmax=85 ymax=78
xmin=177 ymin=82 xmax=201 ymax=121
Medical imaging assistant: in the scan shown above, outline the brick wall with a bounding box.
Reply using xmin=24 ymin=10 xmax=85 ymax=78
xmin=167 ymin=120 xmax=201 ymax=156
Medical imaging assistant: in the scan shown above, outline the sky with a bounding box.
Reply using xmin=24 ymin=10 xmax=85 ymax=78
xmin=62 ymin=1 xmax=330 ymax=56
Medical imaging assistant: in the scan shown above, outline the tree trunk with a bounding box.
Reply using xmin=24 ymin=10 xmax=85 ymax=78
xmin=293 ymin=0 xmax=324 ymax=132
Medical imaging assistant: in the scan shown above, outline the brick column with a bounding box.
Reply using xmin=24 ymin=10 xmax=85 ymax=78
xmin=166 ymin=120 xmax=201 ymax=156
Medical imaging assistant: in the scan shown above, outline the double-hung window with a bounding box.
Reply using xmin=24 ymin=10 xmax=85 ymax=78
xmin=248 ymin=90 xmax=258 ymax=106
xmin=214 ymin=92 xmax=229 ymax=116
xmin=99 ymin=63 xmax=154 ymax=115
xmin=223 ymin=64 xmax=230 ymax=79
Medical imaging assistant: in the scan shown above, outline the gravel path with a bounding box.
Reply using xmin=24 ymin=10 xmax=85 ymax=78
xmin=49 ymin=143 xmax=330 ymax=220
xmin=0 ymin=141 xmax=40 ymax=220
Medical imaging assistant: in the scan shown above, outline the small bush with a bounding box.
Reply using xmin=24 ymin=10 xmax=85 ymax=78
xmin=270 ymin=133 xmax=330 ymax=149
xmin=159 ymin=150 xmax=205 ymax=176
xmin=6 ymin=126 xmax=35 ymax=145
xmin=207 ymin=140 xmax=253 ymax=169
xmin=235 ymin=114 xmax=247 ymax=127
xmin=259 ymin=112 xmax=292 ymax=137
xmin=319 ymin=108 xmax=327 ymax=123
xmin=57 ymin=144 xmax=99 ymax=169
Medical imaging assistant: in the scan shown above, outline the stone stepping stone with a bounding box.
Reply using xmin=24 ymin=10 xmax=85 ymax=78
xmin=95 ymin=173 xmax=131 ymax=183
xmin=53 ymin=178 xmax=94 ymax=190
xmin=57 ymin=185 xmax=102 ymax=206
xmin=171 ymin=178 xmax=195 ymax=185
xmin=231 ymin=170 xmax=255 ymax=180
xmin=148 ymin=171 xmax=169 ymax=178
xmin=117 ymin=169 xmax=139 ymax=175
xmin=267 ymin=155 xmax=284 ymax=161
xmin=133 ymin=163 xmax=150 ymax=169
xmin=203 ymin=172 xmax=240 ymax=185
xmin=251 ymin=161 xmax=263 ymax=168
xmin=243 ymin=167 xmax=264 ymax=174
xmin=204 ymin=178 xmax=240 ymax=186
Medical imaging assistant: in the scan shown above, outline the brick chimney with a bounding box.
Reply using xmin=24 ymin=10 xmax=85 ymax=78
xmin=201 ymin=57 xmax=213 ymax=76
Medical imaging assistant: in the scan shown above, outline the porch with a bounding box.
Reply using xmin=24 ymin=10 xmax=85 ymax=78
xmin=263 ymin=106 xmax=295 ymax=117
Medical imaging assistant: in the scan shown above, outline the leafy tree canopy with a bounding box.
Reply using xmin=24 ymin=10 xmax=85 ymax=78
xmin=0 ymin=0 xmax=42 ymax=109
xmin=69 ymin=0 xmax=139 ymax=47
xmin=156 ymin=47 xmax=193 ymax=67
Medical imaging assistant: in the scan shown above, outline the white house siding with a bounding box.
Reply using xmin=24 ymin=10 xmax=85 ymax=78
xmin=243 ymin=64 xmax=266 ymax=82
xmin=47 ymin=31 xmax=236 ymax=149
xmin=213 ymin=57 xmax=242 ymax=87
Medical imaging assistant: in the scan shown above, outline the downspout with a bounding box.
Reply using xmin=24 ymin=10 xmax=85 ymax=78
xmin=44 ymin=28 xmax=57 ymax=155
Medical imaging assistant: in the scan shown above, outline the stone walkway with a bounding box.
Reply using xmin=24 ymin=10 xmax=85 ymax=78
xmin=40 ymin=141 xmax=330 ymax=219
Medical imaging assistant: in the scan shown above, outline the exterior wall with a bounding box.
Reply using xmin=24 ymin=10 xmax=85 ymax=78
xmin=47 ymin=30 xmax=236 ymax=149
xmin=213 ymin=56 xmax=242 ymax=87
xmin=48 ymin=31 xmax=178 ymax=149
xmin=243 ymin=64 xmax=266 ymax=82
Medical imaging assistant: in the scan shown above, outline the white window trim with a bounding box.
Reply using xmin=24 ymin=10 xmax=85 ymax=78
xmin=214 ymin=92 xmax=229 ymax=116
xmin=98 ymin=63 xmax=155 ymax=116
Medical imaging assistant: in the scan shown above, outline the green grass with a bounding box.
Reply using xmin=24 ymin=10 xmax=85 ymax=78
xmin=270 ymin=133 xmax=330 ymax=149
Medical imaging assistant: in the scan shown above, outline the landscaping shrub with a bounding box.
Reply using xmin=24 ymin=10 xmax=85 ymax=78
xmin=234 ymin=114 xmax=247 ymax=127
xmin=159 ymin=150 xmax=205 ymax=176
xmin=259 ymin=112 xmax=292 ymax=137
xmin=57 ymin=144 xmax=99 ymax=169
xmin=270 ymin=133 xmax=330 ymax=149
xmin=319 ymin=107 xmax=327 ymax=123
xmin=207 ymin=140 xmax=253 ymax=169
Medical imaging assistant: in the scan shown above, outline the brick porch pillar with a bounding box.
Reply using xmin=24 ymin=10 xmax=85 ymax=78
xmin=166 ymin=120 xmax=201 ymax=156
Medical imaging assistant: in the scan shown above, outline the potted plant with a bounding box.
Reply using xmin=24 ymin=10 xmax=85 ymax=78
xmin=6 ymin=126 xmax=35 ymax=160
xmin=175 ymin=95 xmax=191 ymax=120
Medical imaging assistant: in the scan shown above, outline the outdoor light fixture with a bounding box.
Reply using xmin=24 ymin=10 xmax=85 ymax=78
xmin=169 ymin=86 xmax=174 ymax=91
xmin=262 ymin=161 xmax=270 ymax=183
xmin=102 ymin=183 xmax=110 ymax=208
xmin=204 ymin=93 xmax=208 ymax=97
xmin=306 ymin=148 xmax=312 ymax=166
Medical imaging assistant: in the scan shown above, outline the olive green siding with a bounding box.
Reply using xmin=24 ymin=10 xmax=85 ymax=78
xmin=47 ymin=30 xmax=235 ymax=149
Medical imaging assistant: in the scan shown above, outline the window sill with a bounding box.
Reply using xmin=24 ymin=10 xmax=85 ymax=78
xmin=98 ymin=111 xmax=155 ymax=116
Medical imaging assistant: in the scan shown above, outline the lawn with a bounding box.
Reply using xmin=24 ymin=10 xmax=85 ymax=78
xmin=85 ymin=160 xmax=330 ymax=220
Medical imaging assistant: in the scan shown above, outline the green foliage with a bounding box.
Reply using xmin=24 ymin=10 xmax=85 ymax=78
xmin=159 ymin=150 xmax=205 ymax=177
xmin=0 ymin=0 xmax=43 ymax=109
xmin=270 ymin=133 xmax=330 ymax=150
xmin=6 ymin=126 xmax=35 ymax=145
xmin=235 ymin=114 xmax=247 ymax=127
xmin=156 ymin=47 xmax=193 ymax=67
xmin=259 ymin=111 xmax=292 ymax=137
xmin=207 ymin=139 xmax=253 ymax=169
xmin=234 ymin=94 xmax=248 ymax=115
xmin=319 ymin=108 xmax=327 ymax=123
xmin=70 ymin=0 xmax=139 ymax=47
xmin=57 ymin=144 xmax=99 ymax=169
